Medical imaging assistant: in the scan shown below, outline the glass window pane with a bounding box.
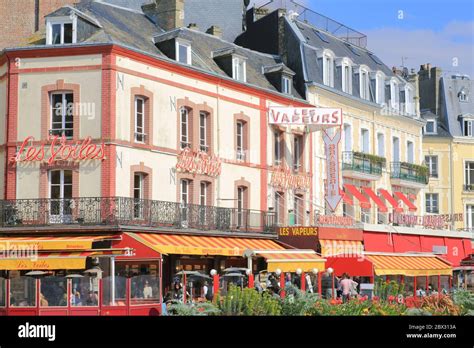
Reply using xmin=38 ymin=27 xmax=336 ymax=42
xmin=0 ymin=277 xmax=5 ymax=307
xmin=63 ymin=170 xmax=72 ymax=184
xmin=178 ymin=44 xmax=188 ymax=64
xmin=52 ymin=24 xmax=61 ymax=44
xmin=71 ymin=276 xmax=99 ymax=307
xmin=63 ymin=23 xmax=73 ymax=43
xmin=50 ymin=171 xmax=61 ymax=185
xmin=9 ymin=276 xmax=36 ymax=307
xmin=131 ymin=274 xmax=160 ymax=304
xmin=40 ymin=277 xmax=67 ymax=307
xmin=102 ymin=276 xmax=126 ymax=306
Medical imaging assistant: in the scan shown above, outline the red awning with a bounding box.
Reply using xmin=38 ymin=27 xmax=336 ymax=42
xmin=340 ymin=189 xmax=353 ymax=206
xmin=395 ymin=192 xmax=417 ymax=212
xmin=379 ymin=189 xmax=403 ymax=213
xmin=362 ymin=187 xmax=388 ymax=213
xmin=343 ymin=184 xmax=371 ymax=209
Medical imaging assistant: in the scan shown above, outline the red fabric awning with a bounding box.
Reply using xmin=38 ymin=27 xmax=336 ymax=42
xmin=395 ymin=192 xmax=417 ymax=212
xmin=362 ymin=187 xmax=388 ymax=213
xmin=340 ymin=189 xmax=354 ymax=206
xmin=344 ymin=184 xmax=371 ymax=209
xmin=379 ymin=189 xmax=403 ymax=213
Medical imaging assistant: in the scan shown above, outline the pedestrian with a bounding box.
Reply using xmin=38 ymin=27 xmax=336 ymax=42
xmin=339 ymin=273 xmax=358 ymax=303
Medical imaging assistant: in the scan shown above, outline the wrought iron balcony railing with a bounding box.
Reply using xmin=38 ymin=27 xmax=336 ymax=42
xmin=390 ymin=162 xmax=429 ymax=185
xmin=464 ymin=184 xmax=474 ymax=192
xmin=342 ymin=151 xmax=384 ymax=175
xmin=0 ymin=197 xmax=277 ymax=234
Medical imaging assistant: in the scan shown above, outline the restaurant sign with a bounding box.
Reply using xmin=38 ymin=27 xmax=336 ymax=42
xmin=176 ymin=148 xmax=222 ymax=177
xmin=268 ymin=107 xmax=342 ymax=126
xmin=389 ymin=213 xmax=463 ymax=229
xmin=10 ymin=136 xmax=105 ymax=165
xmin=278 ymin=226 xmax=318 ymax=237
xmin=316 ymin=215 xmax=354 ymax=226
xmin=270 ymin=164 xmax=311 ymax=191
xmin=323 ymin=129 xmax=341 ymax=211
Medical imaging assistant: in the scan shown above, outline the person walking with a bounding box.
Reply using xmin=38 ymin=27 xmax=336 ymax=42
xmin=339 ymin=273 xmax=358 ymax=303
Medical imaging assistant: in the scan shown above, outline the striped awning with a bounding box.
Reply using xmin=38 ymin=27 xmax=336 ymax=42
xmin=365 ymin=253 xmax=452 ymax=276
xmin=394 ymin=192 xmax=417 ymax=212
xmin=0 ymin=235 xmax=120 ymax=251
xmin=128 ymin=233 xmax=284 ymax=256
xmin=250 ymin=249 xmax=325 ymax=272
xmin=320 ymin=240 xmax=364 ymax=257
xmin=379 ymin=189 xmax=404 ymax=213
xmin=344 ymin=184 xmax=371 ymax=209
xmin=362 ymin=187 xmax=388 ymax=213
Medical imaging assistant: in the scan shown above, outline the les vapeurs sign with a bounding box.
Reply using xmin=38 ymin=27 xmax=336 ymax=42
xmin=9 ymin=135 xmax=106 ymax=165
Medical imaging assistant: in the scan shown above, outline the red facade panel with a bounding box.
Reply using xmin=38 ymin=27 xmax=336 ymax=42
xmin=363 ymin=232 xmax=395 ymax=253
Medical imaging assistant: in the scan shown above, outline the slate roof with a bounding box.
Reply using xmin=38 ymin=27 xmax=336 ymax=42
xmin=420 ymin=110 xmax=451 ymax=138
xmin=28 ymin=1 xmax=304 ymax=100
xmin=441 ymin=76 xmax=474 ymax=137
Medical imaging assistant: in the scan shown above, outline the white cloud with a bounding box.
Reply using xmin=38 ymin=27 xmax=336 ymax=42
xmin=364 ymin=21 xmax=474 ymax=78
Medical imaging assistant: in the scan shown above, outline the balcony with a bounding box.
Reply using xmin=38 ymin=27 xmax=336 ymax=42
xmin=342 ymin=151 xmax=384 ymax=181
xmin=464 ymin=184 xmax=474 ymax=192
xmin=0 ymin=197 xmax=276 ymax=235
xmin=390 ymin=162 xmax=429 ymax=189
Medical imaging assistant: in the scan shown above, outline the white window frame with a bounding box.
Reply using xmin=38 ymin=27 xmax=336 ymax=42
xmin=392 ymin=136 xmax=400 ymax=162
xmin=323 ymin=53 xmax=334 ymax=87
xmin=50 ymin=92 xmax=74 ymax=138
xmin=342 ymin=61 xmax=352 ymax=94
xmin=375 ymin=72 xmax=385 ymax=104
xmin=134 ymin=97 xmax=145 ymax=143
xmin=466 ymin=204 xmax=474 ymax=230
xmin=274 ymin=131 xmax=282 ymax=165
xmin=424 ymin=119 xmax=437 ymax=134
xmin=344 ymin=123 xmax=352 ymax=152
xmin=407 ymin=140 xmax=414 ymax=164
xmin=49 ymin=170 xmax=72 ymax=200
xmin=232 ymin=56 xmax=247 ymax=82
xmin=200 ymin=182 xmax=207 ymax=206
xmin=459 ymin=90 xmax=468 ymax=102
xmin=293 ymin=135 xmax=302 ymax=171
xmin=425 ymin=155 xmax=438 ymax=178
xmin=425 ymin=193 xmax=439 ymax=214
xmin=46 ymin=16 xmax=77 ymax=45
xmin=180 ymin=107 xmax=190 ymax=149
xmin=282 ymin=75 xmax=292 ymax=94
xmin=465 ymin=161 xmax=474 ymax=188
xmin=404 ymin=85 xmax=414 ymax=115
xmin=175 ymin=40 xmax=191 ymax=65
xmin=180 ymin=179 xmax=189 ymax=205
xmin=49 ymin=169 xmax=73 ymax=222
xmin=377 ymin=133 xmax=385 ymax=158
xmin=237 ymin=186 xmax=245 ymax=227
xmin=463 ymin=119 xmax=474 ymax=137
xmin=360 ymin=128 xmax=370 ymax=153
xmin=359 ymin=67 xmax=370 ymax=100
xmin=199 ymin=111 xmax=208 ymax=152
xmin=236 ymin=121 xmax=245 ymax=160
xmin=390 ymin=79 xmax=399 ymax=111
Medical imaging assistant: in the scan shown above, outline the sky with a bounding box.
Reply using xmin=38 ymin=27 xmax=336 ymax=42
xmin=252 ymin=0 xmax=474 ymax=77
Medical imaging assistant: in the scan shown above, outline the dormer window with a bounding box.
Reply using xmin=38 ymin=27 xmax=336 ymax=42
xmin=47 ymin=17 xmax=76 ymax=45
xmin=323 ymin=53 xmax=334 ymax=87
xmin=359 ymin=67 xmax=370 ymax=100
xmin=405 ymin=85 xmax=415 ymax=115
xmin=424 ymin=119 xmax=437 ymax=134
xmin=176 ymin=40 xmax=191 ymax=65
xmin=282 ymin=75 xmax=292 ymax=94
xmin=341 ymin=60 xmax=352 ymax=94
xmin=375 ymin=72 xmax=385 ymax=104
xmin=232 ymin=57 xmax=246 ymax=82
xmin=390 ymin=79 xmax=399 ymax=110
xmin=463 ymin=119 xmax=474 ymax=137
xmin=459 ymin=88 xmax=468 ymax=102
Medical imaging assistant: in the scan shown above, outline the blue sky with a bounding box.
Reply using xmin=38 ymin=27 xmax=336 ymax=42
xmin=298 ymin=0 xmax=474 ymax=76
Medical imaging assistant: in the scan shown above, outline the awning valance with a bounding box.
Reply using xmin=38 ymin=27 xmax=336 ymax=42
xmin=249 ymin=249 xmax=326 ymax=272
xmin=379 ymin=189 xmax=404 ymax=213
xmin=128 ymin=233 xmax=283 ymax=256
xmin=0 ymin=235 xmax=120 ymax=251
xmin=0 ymin=251 xmax=91 ymax=270
xmin=365 ymin=253 xmax=452 ymax=276
xmin=320 ymin=240 xmax=364 ymax=257
xmin=362 ymin=187 xmax=388 ymax=213
xmin=394 ymin=192 xmax=417 ymax=212
xmin=344 ymin=184 xmax=371 ymax=209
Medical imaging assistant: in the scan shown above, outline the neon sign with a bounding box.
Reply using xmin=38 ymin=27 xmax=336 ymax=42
xmin=9 ymin=136 xmax=105 ymax=165
xmin=270 ymin=164 xmax=311 ymax=191
xmin=176 ymin=148 xmax=222 ymax=177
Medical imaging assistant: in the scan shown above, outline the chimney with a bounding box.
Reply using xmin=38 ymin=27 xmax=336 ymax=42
xmin=143 ymin=0 xmax=185 ymax=31
xmin=188 ymin=23 xmax=198 ymax=30
xmin=206 ymin=25 xmax=222 ymax=38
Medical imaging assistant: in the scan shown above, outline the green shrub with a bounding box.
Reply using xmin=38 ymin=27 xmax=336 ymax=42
xmin=281 ymin=285 xmax=320 ymax=316
xmin=168 ymin=302 xmax=221 ymax=316
xmin=218 ymin=285 xmax=281 ymax=315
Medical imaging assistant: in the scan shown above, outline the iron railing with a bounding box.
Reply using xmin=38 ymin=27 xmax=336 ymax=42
xmin=342 ymin=151 xmax=384 ymax=175
xmin=390 ymin=162 xmax=429 ymax=185
xmin=0 ymin=197 xmax=277 ymax=233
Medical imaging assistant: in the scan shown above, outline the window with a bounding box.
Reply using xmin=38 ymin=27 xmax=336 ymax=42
xmin=375 ymin=73 xmax=385 ymax=104
xmin=361 ymin=129 xmax=369 ymax=153
xmin=274 ymin=192 xmax=284 ymax=225
xmin=176 ymin=41 xmax=191 ymax=64
xmin=377 ymin=133 xmax=385 ymax=157
xmin=133 ymin=173 xmax=144 ymax=218
xmin=390 ymin=80 xmax=399 ymax=110
xmin=232 ymin=57 xmax=246 ymax=82
xmin=294 ymin=194 xmax=303 ymax=225
xmin=236 ymin=121 xmax=245 ymax=160
xmin=180 ymin=179 xmax=190 ymax=222
xmin=323 ymin=54 xmax=334 ymax=87
xmin=47 ymin=19 xmax=75 ymax=45
xmin=425 ymin=156 xmax=438 ymax=178
xmin=405 ymin=86 xmax=414 ymax=115
xmin=459 ymin=89 xmax=468 ymax=102
xmin=134 ymin=97 xmax=145 ymax=143
xmin=293 ymin=135 xmax=303 ymax=171
xmin=424 ymin=120 xmax=437 ymax=134
xmin=274 ymin=131 xmax=283 ymax=165
xmin=344 ymin=124 xmax=352 ymax=151
xmin=466 ymin=204 xmax=474 ymax=230
xmin=282 ymin=76 xmax=292 ymax=94
xmin=199 ymin=112 xmax=208 ymax=152
xmin=49 ymin=170 xmax=73 ymax=220
xmin=360 ymin=69 xmax=369 ymax=100
xmin=392 ymin=137 xmax=400 ymax=162
xmin=465 ymin=161 xmax=474 ymax=190
xmin=180 ymin=107 xmax=190 ymax=149
xmin=425 ymin=193 xmax=439 ymax=213
xmin=237 ymin=186 xmax=246 ymax=227
xmin=51 ymin=92 xmax=73 ymax=138
xmin=361 ymin=208 xmax=371 ymax=223
xmin=463 ymin=119 xmax=473 ymax=137
xmin=342 ymin=64 xmax=351 ymax=93
xmin=407 ymin=141 xmax=414 ymax=164
xmin=199 ymin=182 xmax=208 ymax=224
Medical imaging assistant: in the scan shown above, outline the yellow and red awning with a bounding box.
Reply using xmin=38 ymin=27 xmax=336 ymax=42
xmin=128 ymin=233 xmax=284 ymax=256
xmin=249 ymin=249 xmax=325 ymax=272
xmin=379 ymin=189 xmax=404 ymax=213
xmin=344 ymin=184 xmax=371 ymax=209
xmin=365 ymin=253 xmax=452 ymax=276
xmin=0 ymin=251 xmax=91 ymax=270
xmin=320 ymin=240 xmax=364 ymax=257
xmin=0 ymin=235 xmax=120 ymax=251
xmin=362 ymin=187 xmax=388 ymax=213
xmin=394 ymin=191 xmax=417 ymax=212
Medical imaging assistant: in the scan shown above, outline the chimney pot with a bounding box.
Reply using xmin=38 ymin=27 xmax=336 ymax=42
xmin=206 ymin=25 xmax=222 ymax=38
xmin=188 ymin=23 xmax=198 ymax=30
